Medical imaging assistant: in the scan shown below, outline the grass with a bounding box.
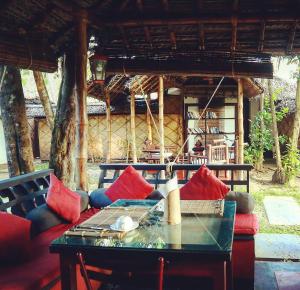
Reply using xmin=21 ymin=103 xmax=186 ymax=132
xmin=252 ymin=184 xmax=300 ymax=235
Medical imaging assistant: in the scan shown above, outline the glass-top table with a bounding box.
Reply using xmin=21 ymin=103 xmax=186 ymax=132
xmin=50 ymin=200 xmax=236 ymax=290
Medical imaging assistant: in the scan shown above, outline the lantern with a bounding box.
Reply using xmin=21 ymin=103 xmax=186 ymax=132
xmin=89 ymin=54 xmax=108 ymax=84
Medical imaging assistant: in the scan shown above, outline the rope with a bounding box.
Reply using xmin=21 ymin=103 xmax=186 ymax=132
xmin=0 ymin=66 xmax=7 ymax=91
xmin=127 ymin=71 xmax=224 ymax=174
xmin=172 ymin=76 xmax=225 ymax=165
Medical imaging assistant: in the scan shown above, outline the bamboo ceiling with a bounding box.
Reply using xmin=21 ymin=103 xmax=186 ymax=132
xmin=0 ymin=1 xmax=299 ymax=73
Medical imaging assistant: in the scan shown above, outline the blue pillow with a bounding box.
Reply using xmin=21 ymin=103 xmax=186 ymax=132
xmin=89 ymin=188 xmax=112 ymax=208
xmin=26 ymin=204 xmax=65 ymax=236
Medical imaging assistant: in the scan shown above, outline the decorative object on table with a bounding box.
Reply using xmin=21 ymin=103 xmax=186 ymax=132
xmin=65 ymin=199 xmax=160 ymax=238
xmin=165 ymin=176 xmax=181 ymax=225
xmin=180 ymin=200 xmax=225 ymax=216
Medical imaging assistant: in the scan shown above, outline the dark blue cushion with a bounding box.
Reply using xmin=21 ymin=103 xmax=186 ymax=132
xmin=89 ymin=188 xmax=112 ymax=208
xmin=26 ymin=204 xmax=65 ymax=236
xmin=75 ymin=190 xmax=90 ymax=212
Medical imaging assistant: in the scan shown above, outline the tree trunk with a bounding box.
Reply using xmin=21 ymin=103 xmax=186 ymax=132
xmin=268 ymin=79 xmax=285 ymax=183
xmin=291 ymin=59 xmax=300 ymax=148
xmin=0 ymin=65 xmax=35 ymax=177
xmin=49 ymin=52 xmax=76 ymax=187
xmin=33 ymin=71 xmax=55 ymax=131
xmin=256 ymin=80 xmax=265 ymax=171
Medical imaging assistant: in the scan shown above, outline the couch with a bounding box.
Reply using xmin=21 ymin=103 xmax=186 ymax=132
xmin=0 ymin=169 xmax=101 ymax=290
xmin=0 ymin=164 xmax=258 ymax=290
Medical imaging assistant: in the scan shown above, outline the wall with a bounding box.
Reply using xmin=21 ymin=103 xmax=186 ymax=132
xmin=38 ymin=114 xmax=183 ymax=161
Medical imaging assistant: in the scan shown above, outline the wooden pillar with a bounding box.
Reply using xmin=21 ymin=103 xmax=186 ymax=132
xmin=146 ymin=95 xmax=152 ymax=142
xmin=105 ymin=90 xmax=112 ymax=163
xmin=130 ymin=92 xmax=137 ymax=163
xmin=159 ymin=76 xmax=165 ymax=164
xmin=237 ymin=79 xmax=244 ymax=165
xmin=74 ymin=9 xmax=88 ymax=191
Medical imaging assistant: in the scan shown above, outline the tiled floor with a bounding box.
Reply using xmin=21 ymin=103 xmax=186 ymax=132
xmin=255 ymin=233 xmax=300 ymax=261
xmin=255 ymin=261 xmax=300 ymax=290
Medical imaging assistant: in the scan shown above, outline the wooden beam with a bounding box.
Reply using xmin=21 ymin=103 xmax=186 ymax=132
xmin=0 ymin=41 xmax=57 ymax=72
xmin=286 ymin=21 xmax=298 ymax=53
xmin=237 ymin=78 xmax=244 ymax=165
xmin=93 ymin=13 xmax=300 ymax=27
xmin=158 ymin=76 xmax=165 ymax=165
xmin=130 ymin=92 xmax=137 ymax=163
xmin=106 ymin=59 xmax=273 ymax=78
xmin=231 ymin=16 xmax=238 ymax=51
xmin=105 ymin=90 xmax=112 ymax=163
xmin=74 ymin=8 xmax=88 ymax=191
xmin=258 ymin=20 xmax=266 ymax=52
xmin=146 ymin=95 xmax=152 ymax=142
xmin=119 ymin=26 xmax=130 ymax=50
xmin=119 ymin=0 xmax=131 ymax=12
xmin=198 ymin=24 xmax=205 ymax=50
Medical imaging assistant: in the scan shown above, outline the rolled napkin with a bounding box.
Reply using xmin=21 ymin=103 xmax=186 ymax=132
xmin=166 ymin=176 xmax=181 ymax=225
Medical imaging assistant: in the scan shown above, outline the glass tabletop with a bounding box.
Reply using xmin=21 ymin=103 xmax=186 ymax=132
xmin=51 ymin=201 xmax=236 ymax=255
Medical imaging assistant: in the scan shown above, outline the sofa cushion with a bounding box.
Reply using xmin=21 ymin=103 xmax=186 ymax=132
xmin=105 ymin=166 xmax=154 ymax=202
xmin=46 ymin=173 xmax=81 ymax=223
xmin=234 ymin=214 xmax=259 ymax=235
xmin=225 ymin=191 xmax=255 ymax=214
xmin=0 ymin=212 xmax=32 ymax=264
xmin=75 ymin=190 xmax=90 ymax=211
xmin=26 ymin=204 xmax=66 ymax=236
xmin=0 ymin=208 xmax=99 ymax=290
xmin=90 ymin=188 xmax=112 ymax=208
xmin=180 ymin=165 xmax=229 ymax=200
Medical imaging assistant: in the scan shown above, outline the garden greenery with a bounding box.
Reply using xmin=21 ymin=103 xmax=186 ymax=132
xmin=282 ymin=142 xmax=300 ymax=183
xmin=245 ymin=88 xmax=288 ymax=167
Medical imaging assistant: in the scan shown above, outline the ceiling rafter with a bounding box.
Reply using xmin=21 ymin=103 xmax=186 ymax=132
xmin=231 ymin=0 xmax=239 ymax=51
xmin=119 ymin=26 xmax=130 ymax=50
xmin=258 ymin=20 xmax=266 ymax=52
xmin=198 ymin=23 xmax=205 ymax=50
xmin=286 ymin=21 xmax=298 ymax=54
xmin=161 ymin=0 xmax=177 ymax=49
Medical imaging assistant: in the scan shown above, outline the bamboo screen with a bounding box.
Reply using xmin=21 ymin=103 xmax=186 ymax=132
xmin=37 ymin=114 xmax=183 ymax=161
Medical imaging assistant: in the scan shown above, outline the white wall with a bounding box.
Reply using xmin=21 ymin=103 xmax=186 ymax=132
xmin=0 ymin=119 xmax=7 ymax=165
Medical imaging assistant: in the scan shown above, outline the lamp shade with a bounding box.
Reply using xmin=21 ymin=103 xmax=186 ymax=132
xmin=89 ymin=54 xmax=108 ymax=83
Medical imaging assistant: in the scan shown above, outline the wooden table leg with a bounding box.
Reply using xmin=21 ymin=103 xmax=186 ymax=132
xmin=213 ymin=262 xmax=226 ymax=290
xmin=226 ymin=258 xmax=233 ymax=290
xmin=60 ymin=254 xmax=77 ymax=290
xmin=157 ymin=257 xmax=164 ymax=290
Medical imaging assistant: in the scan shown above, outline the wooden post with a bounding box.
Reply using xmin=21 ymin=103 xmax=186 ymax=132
xmin=105 ymin=90 xmax=112 ymax=163
xmin=237 ymin=79 xmax=244 ymax=179
xmin=74 ymin=9 xmax=88 ymax=191
xmin=159 ymin=76 xmax=165 ymax=165
xmin=146 ymin=95 xmax=153 ymax=142
xmin=130 ymin=92 xmax=137 ymax=163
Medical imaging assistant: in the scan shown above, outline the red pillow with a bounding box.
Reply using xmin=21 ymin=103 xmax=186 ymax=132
xmin=180 ymin=165 xmax=229 ymax=200
xmin=46 ymin=174 xmax=81 ymax=223
xmin=105 ymin=166 xmax=154 ymax=202
xmin=0 ymin=212 xmax=31 ymax=264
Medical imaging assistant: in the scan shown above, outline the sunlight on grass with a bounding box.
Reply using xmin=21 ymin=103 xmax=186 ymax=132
xmin=34 ymin=162 xmax=49 ymax=171
xmin=252 ymin=184 xmax=300 ymax=235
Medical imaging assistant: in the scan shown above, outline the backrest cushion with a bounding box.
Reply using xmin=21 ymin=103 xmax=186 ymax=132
xmin=0 ymin=212 xmax=32 ymax=264
xmin=105 ymin=166 xmax=154 ymax=202
xmin=180 ymin=164 xmax=229 ymax=200
xmin=46 ymin=174 xmax=81 ymax=223
xmin=26 ymin=204 xmax=66 ymax=236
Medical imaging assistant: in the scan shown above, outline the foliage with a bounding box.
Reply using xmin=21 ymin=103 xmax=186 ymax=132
xmin=245 ymin=88 xmax=288 ymax=166
xmin=282 ymin=142 xmax=300 ymax=183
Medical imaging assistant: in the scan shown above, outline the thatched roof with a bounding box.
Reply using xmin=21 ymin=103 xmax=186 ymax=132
xmin=25 ymin=98 xmax=109 ymax=118
xmin=0 ymin=1 xmax=298 ymax=73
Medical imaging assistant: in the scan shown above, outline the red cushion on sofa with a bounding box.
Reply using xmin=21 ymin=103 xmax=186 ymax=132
xmin=180 ymin=165 xmax=229 ymax=200
xmin=234 ymin=213 xmax=259 ymax=235
xmin=105 ymin=166 xmax=154 ymax=202
xmin=0 ymin=212 xmax=31 ymax=263
xmin=46 ymin=174 xmax=81 ymax=223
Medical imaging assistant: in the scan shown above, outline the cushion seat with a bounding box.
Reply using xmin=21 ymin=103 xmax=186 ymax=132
xmin=234 ymin=213 xmax=259 ymax=235
xmin=0 ymin=208 xmax=99 ymax=290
